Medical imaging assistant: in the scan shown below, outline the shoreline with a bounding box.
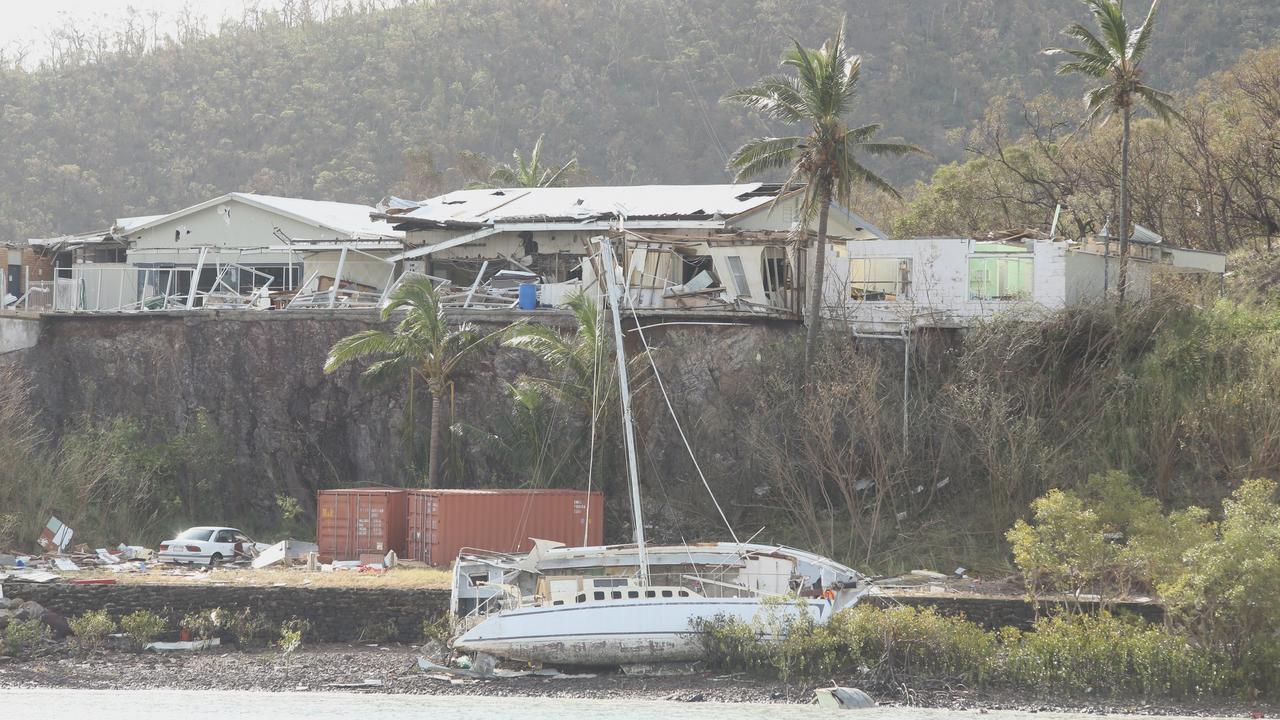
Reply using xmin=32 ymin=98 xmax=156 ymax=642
xmin=0 ymin=644 xmax=1272 ymax=717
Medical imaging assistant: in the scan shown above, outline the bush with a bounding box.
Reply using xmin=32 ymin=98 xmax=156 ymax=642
xmin=226 ymin=608 xmax=274 ymax=648
xmin=179 ymin=609 xmax=224 ymax=641
xmin=120 ymin=610 xmax=167 ymax=650
xmin=277 ymin=617 xmax=311 ymax=654
xmin=68 ymin=610 xmax=117 ymax=653
xmin=698 ymin=605 xmax=996 ymax=686
xmin=356 ymin=618 xmax=397 ymax=644
xmin=1 ymin=618 xmax=52 ymax=658
xmin=1003 ymin=612 xmax=1229 ymax=698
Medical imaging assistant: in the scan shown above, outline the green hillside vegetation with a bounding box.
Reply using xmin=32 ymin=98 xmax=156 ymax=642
xmin=2 ymin=0 xmax=1279 ymax=240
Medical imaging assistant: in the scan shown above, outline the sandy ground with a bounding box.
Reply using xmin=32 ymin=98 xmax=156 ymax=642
xmin=0 ymin=643 xmax=1273 ymax=716
xmin=52 ymin=565 xmax=453 ymax=589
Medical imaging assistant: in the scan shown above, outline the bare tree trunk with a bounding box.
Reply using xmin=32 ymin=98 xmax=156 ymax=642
xmin=1118 ymin=106 xmax=1132 ymax=303
xmin=803 ymin=195 xmax=832 ymax=373
xmin=427 ymin=391 xmax=442 ymax=488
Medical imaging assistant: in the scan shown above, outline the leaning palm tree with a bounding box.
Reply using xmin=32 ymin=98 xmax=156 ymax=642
xmin=462 ymin=134 xmax=578 ymax=189
xmin=1046 ymin=0 xmax=1179 ymax=302
xmin=324 ymin=277 xmax=497 ymax=488
xmin=722 ymin=19 xmax=925 ymax=372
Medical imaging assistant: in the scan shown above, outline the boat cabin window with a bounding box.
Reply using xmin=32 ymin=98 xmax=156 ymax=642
xmin=553 ymin=600 xmax=564 ymax=606
xmin=678 ymin=590 xmax=689 ymax=597
xmin=593 ymin=578 xmax=628 ymax=588
xmin=467 ymin=573 xmax=488 ymax=587
xmin=593 ymin=591 xmax=605 ymax=600
xmin=627 ymin=590 xmax=639 ymax=599
xmin=661 ymin=590 xmax=673 ymax=598
xmin=611 ymin=591 xmax=622 ymax=599
xmin=644 ymin=590 xmax=656 ymax=598
xmin=575 ymin=593 xmax=586 ymax=603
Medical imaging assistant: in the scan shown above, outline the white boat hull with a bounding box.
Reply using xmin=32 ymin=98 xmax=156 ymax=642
xmin=453 ymin=596 xmax=835 ymax=666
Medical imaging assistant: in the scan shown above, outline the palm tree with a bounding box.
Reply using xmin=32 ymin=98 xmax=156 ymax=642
xmin=722 ymin=19 xmax=924 ymax=371
xmin=1046 ymin=0 xmax=1179 ymax=302
xmin=461 ymin=134 xmax=578 ymax=189
xmin=324 ymin=277 xmax=498 ymax=488
xmin=501 ymin=291 xmax=647 ymax=487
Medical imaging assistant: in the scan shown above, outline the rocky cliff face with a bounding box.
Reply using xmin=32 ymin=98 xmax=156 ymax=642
xmin=6 ymin=310 xmax=796 ymax=536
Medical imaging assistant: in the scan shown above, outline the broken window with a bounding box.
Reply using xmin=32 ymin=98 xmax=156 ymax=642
xmin=968 ymin=256 xmax=1033 ymax=300
xmin=761 ymin=247 xmax=788 ymax=295
xmin=725 ymin=255 xmax=750 ymax=297
xmin=681 ymin=255 xmax=714 ymax=284
xmin=849 ymin=258 xmax=910 ymax=300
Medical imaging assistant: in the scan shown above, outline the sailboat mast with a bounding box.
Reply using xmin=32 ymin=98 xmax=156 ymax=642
xmin=599 ymin=234 xmax=650 ymax=586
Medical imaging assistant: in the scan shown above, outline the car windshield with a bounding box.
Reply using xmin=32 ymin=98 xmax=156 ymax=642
xmin=177 ymin=528 xmax=213 ymax=541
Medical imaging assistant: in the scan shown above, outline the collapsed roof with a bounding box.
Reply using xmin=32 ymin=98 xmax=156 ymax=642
xmin=380 ymin=183 xmax=801 ymax=230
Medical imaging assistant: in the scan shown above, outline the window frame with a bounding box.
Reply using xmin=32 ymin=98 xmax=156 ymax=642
xmin=849 ymin=257 xmax=911 ymax=301
xmin=967 ymin=255 xmax=1034 ymax=301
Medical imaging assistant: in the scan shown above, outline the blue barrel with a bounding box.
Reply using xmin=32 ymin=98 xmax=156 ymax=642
xmin=517 ymin=283 xmax=538 ymax=310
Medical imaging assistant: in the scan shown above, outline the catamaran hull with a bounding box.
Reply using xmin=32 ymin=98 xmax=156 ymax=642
xmin=453 ymin=596 xmax=836 ymax=666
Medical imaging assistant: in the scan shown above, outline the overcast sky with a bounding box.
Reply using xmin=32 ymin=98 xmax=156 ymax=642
xmin=1 ymin=0 xmax=285 ymax=60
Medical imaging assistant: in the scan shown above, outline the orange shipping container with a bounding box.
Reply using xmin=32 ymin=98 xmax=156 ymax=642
xmin=407 ymin=489 xmax=603 ymax=566
xmin=316 ymin=488 xmax=408 ymax=562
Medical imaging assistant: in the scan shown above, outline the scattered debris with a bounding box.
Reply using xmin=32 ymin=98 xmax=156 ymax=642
xmin=251 ymin=539 xmax=320 ymax=569
xmin=37 ymin=517 xmax=74 ymax=553
xmin=814 ymin=686 xmax=875 ymax=709
xmin=324 ymin=679 xmax=384 ymax=689
xmin=146 ymin=638 xmax=222 ymax=652
xmin=417 ymin=656 xmax=596 ymax=681
xmin=52 ymin=558 xmax=80 ymax=572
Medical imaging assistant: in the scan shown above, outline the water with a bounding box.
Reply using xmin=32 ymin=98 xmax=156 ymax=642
xmin=0 ymin=689 xmax=1218 ymax=720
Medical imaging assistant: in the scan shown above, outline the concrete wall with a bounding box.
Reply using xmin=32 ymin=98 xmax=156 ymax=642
xmin=0 ymin=316 xmax=41 ymax=354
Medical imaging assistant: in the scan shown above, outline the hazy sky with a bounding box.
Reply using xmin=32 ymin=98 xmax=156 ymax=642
xmin=1 ymin=0 xmax=284 ymax=59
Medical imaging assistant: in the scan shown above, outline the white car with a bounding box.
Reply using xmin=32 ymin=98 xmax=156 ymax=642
xmin=158 ymin=526 xmax=256 ymax=566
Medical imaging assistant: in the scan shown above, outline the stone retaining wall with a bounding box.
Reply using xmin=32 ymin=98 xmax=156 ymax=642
xmin=3 ymin=581 xmax=1163 ymax=643
xmin=3 ymin=583 xmax=452 ymax=643
xmin=867 ymin=594 xmax=1164 ymax=629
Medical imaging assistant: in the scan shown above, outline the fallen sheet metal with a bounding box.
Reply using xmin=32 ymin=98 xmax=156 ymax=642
xmin=37 ymin=516 xmax=74 ymax=553
xmin=252 ymin=539 xmax=320 ymax=569
xmin=146 ymin=638 xmax=221 ymax=652
xmin=9 ymin=570 xmax=59 ymax=583
xmin=53 ymin=558 xmax=81 ymax=572
xmin=416 ymin=657 xmax=595 ymax=680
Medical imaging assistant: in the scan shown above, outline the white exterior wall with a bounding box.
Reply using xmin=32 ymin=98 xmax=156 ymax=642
xmin=302 ymin=250 xmax=398 ymax=291
xmin=829 ymin=238 xmax=1084 ymax=332
xmin=122 ymin=199 xmax=329 ymax=266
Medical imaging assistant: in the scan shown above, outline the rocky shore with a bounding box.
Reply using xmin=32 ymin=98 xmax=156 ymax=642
xmin=0 ymin=643 xmax=1273 ymax=717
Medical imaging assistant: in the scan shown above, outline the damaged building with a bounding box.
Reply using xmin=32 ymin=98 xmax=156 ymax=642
xmin=828 ymin=226 xmax=1227 ymax=333
xmin=377 ymin=183 xmax=886 ymax=318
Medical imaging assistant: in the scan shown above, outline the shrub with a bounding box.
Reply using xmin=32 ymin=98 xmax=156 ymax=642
xmin=68 ymin=610 xmax=117 ymax=653
xmin=1002 ymin=612 xmax=1229 ymax=698
xmin=120 ymin=610 xmax=167 ymax=650
xmin=2 ymin=618 xmax=52 ymax=658
xmin=277 ymin=617 xmax=311 ymax=654
xmin=420 ymin=615 xmax=453 ymax=644
xmin=356 ymin=618 xmax=397 ymax=644
xmin=698 ymin=605 xmax=996 ymax=686
xmin=179 ymin=609 xmax=224 ymax=641
xmin=226 ymin=608 xmax=274 ymax=648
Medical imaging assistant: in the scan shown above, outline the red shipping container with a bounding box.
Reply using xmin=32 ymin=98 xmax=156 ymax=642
xmin=316 ymin=488 xmax=408 ymax=561
xmin=407 ymin=489 xmax=603 ymax=566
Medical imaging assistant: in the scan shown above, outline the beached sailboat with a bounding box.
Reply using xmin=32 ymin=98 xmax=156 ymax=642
xmin=450 ymin=233 xmax=870 ymax=666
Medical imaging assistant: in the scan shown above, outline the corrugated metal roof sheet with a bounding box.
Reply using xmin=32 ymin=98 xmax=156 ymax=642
xmin=236 ymin=193 xmax=403 ymax=239
xmin=395 ymin=183 xmax=787 ymax=227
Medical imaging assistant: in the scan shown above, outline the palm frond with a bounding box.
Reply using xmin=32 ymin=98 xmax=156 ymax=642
xmin=324 ymin=329 xmax=401 ymax=374
xmin=1086 ymin=0 xmax=1130 ymax=57
xmin=727 ymin=136 xmax=804 ymax=180
xmin=853 ymin=140 xmax=930 ymax=159
xmin=1051 ymin=49 xmax=1115 ymax=78
xmin=840 ymin=152 xmax=903 ymax=201
xmin=1061 ymin=21 xmax=1116 ymax=62
xmin=1134 ymin=84 xmax=1183 ymax=124
xmin=1128 ymin=0 xmax=1161 ymax=63
xmin=720 ymin=75 xmax=808 ymax=124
